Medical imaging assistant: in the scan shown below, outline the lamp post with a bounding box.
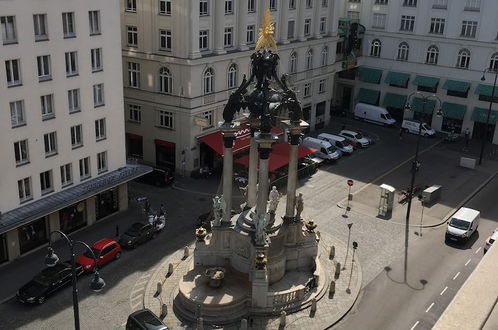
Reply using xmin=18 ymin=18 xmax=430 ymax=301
xmin=45 ymin=231 xmax=105 ymax=330
xmin=478 ymin=68 xmax=498 ymax=165
xmin=402 ymin=92 xmax=442 ymax=283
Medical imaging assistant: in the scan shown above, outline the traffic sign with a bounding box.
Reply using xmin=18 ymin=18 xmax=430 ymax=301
xmin=347 ymin=179 xmax=354 ymax=186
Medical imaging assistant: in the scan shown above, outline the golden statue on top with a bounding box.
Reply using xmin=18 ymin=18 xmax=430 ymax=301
xmin=256 ymin=8 xmax=277 ymax=50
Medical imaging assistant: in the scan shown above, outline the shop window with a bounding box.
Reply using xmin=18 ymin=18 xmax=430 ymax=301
xmin=96 ymin=188 xmax=119 ymax=220
xmin=413 ymin=112 xmax=432 ymax=124
xmin=59 ymin=203 xmax=86 ymax=234
xmin=441 ymin=117 xmax=462 ymax=134
xmin=417 ymin=84 xmax=438 ymax=93
xmin=478 ymin=94 xmax=498 ymax=103
xmin=18 ymin=217 xmax=48 ymax=254
xmin=447 ymin=89 xmax=468 ymax=98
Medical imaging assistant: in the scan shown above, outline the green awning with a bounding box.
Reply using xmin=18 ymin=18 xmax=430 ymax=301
xmin=442 ymin=80 xmax=471 ymax=93
xmin=441 ymin=102 xmax=467 ymax=120
xmin=383 ymin=93 xmax=407 ymax=109
xmin=475 ymin=84 xmax=498 ymax=97
xmin=384 ymin=71 xmax=410 ymax=86
xmin=413 ymin=75 xmax=440 ymax=88
xmin=411 ymin=97 xmax=436 ymax=114
xmin=359 ymin=67 xmax=383 ymax=84
xmin=357 ymin=88 xmax=380 ymax=105
xmin=472 ymin=107 xmax=498 ymax=124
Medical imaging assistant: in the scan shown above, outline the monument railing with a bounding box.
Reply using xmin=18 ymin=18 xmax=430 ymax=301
xmin=268 ymin=285 xmax=306 ymax=307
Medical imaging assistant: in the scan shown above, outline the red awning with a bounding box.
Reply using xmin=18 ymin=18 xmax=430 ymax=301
xmin=126 ymin=133 xmax=142 ymax=140
xmin=154 ymin=139 xmax=175 ymax=148
xmin=198 ymin=123 xmax=283 ymax=155
xmin=234 ymin=142 xmax=316 ymax=172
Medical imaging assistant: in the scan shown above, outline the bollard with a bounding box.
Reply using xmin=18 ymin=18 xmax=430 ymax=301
xmin=335 ymin=262 xmax=341 ymax=279
xmin=310 ymin=298 xmax=317 ymax=313
xmin=166 ymin=263 xmax=174 ymax=277
xmin=316 ymin=230 xmax=321 ymax=242
xmin=240 ymin=318 xmax=248 ymax=330
xmin=329 ymin=280 xmax=336 ymax=298
xmin=197 ymin=317 xmax=204 ymax=330
xmin=183 ymin=246 xmax=190 ymax=259
xmin=280 ymin=311 xmax=286 ymax=327
xmin=329 ymin=246 xmax=335 ymax=260
xmin=155 ymin=282 xmax=162 ymax=296
xmin=160 ymin=304 xmax=168 ymax=318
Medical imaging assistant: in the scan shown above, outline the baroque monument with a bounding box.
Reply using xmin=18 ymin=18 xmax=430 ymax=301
xmin=174 ymin=9 xmax=326 ymax=325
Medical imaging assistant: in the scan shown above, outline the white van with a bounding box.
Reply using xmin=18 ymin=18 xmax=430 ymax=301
xmin=402 ymin=120 xmax=436 ymax=137
xmin=354 ymin=103 xmax=396 ymax=126
xmin=317 ymin=133 xmax=354 ymax=154
xmin=302 ymin=137 xmax=341 ymax=161
xmin=445 ymin=207 xmax=480 ymax=243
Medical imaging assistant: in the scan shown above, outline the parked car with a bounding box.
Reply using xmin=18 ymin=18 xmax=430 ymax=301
xmin=17 ymin=262 xmax=84 ymax=304
xmin=301 ymin=137 xmax=341 ymax=162
xmin=401 ymin=120 xmax=436 ymax=137
xmin=126 ymin=308 xmax=169 ymax=330
xmin=76 ymin=238 xmax=122 ymax=272
xmin=354 ymin=103 xmax=396 ymax=126
xmin=339 ymin=130 xmax=370 ymax=148
xmin=119 ymin=222 xmax=156 ymax=249
xmin=484 ymin=228 xmax=498 ymax=254
xmin=445 ymin=207 xmax=480 ymax=243
xmin=136 ymin=167 xmax=174 ymax=187
xmin=317 ymin=133 xmax=354 ymax=154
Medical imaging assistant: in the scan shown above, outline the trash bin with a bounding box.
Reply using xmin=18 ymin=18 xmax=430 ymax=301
xmin=422 ymin=185 xmax=442 ymax=205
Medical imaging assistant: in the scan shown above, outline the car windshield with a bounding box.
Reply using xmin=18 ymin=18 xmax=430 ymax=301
xmin=490 ymin=238 xmax=495 ymax=244
xmin=84 ymin=247 xmax=101 ymax=259
xmin=326 ymin=146 xmax=336 ymax=154
xmin=385 ymin=113 xmax=392 ymax=119
xmin=33 ymin=264 xmax=66 ymax=285
xmin=449 ymin=218 xmax=470 ymax=230
xmin=354 ymin=133 xmax=364 ymax=139
xmin=336 ymin=141 xmax=345 ymax=148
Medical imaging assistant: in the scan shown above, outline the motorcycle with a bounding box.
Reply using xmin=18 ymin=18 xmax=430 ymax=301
xmin=148 ymin=214 xmax=166 ymax=232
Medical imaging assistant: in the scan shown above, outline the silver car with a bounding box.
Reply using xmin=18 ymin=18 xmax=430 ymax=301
xmin=339 ymin=130 xmax=370 ymax=148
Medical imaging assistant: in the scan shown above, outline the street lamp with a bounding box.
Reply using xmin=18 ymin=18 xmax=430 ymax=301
xmin=45 ymin=230 xmax=105 ymax=330
xmin=478 ymin=68 xmax=498 ymax=165
xmin=402 ymin=92 xmax=442 ymax=283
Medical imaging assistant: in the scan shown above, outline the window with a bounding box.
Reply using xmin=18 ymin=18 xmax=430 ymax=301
xmin=128 ymin=104 xmax=142 ymax=122
xmin=433 ymin=0 xmax=447 ymax=8
xmin=95 ymin=118 xmax=106 ymax=140
xmin=426 ymin=45 xmax=439 ymax=64
xmin=159 ymin=67 xmax=172 ymax=93
xmin=44 ymin=132 xmax=57 ymax=156
xmin=97 ymin=151 xmax=107 ymax=173
xmin=201 ymin=110 xmax=213 ymax=128
xmin=65 ymin=52 xmax=78 ymax=76
xmin=200 ymin=0 xmax=209 ymax=16
xmin=306 ymin=0 xmax=313 ymax=8
xmin=461 ymin=21 xmax=477 ymax=38
xmin=347 ymin=11 xmax=360 ymax=21
xmin=60 ymin=164 xmax=72 ymax=187
xmin=319 ymin=79 xmax=326 ymax=93
xmin=68 ymin=89 xmax=81 ymax=113
xmin=370 ymin=39 xmax=381 ymax=57
xmin=62 ymin=12 xmax=76 ymax=38
xmin=1 ymin=16 xmax=17 ymax=44
xmin=159 ymin=0 xmax=171 ymax=14
xmin=33 ymin=14 xmax=48 ymax=41
xmin=489 ymin=53 xmax=498 ymax=72
xmin=93 ymin=84 xmax=105 ymax=106
xmin=89 ymin=11 xmax=101 ymax=35
xmin=79 ymin=157 xmax=91 ymax=180
xmin=126 ymin=0 xmax=137 ymax=12
xmin=37 ymin=55 xmax=51 ymax=81
xmin=430 ymin=18 xmax=445 ymax=34
xmin=375 ymin=0 xmax=388 ymax=4
xmin=199 ymin=30 xmax=209 ymax=50
xmin=14 ymin=140 xmax=29 ymax=165
xmin=465 ymin=0 xmax=480 ymax=10
xmin=305 ymin=49 xmax=313 ymax=70
xmin=456 ymin=49 xmax=471 ymax=69
xmin=320 ymin=18 xmax=327 ymax=34
xmin=322 ymin=0 xmax=329 ymax=7
xmin=18 ymin=177 xmax=32 ymax=202
xmin=71 ymin=125 xmax=83 ymax=148
xmin=159 ymin=29 xmax=171 ymax=50
xmin=397 ymin=42 xmax=409 ymax=61
xmin=224 ymin=27 xmax=233 ymax=47
xmin=247 ymin=25 xmax=255 ymax=44
xmin=10 ymin=100 xmax=25 ymax=127
xmin=289 ymin=0 xmax=296 ymax=9
xmin=289 ymin=52 xmax=297 ymax=73
xmin=403 ymin=0 xmax=417 ymax=7
xmin=400 ymin=16 xmax=415 ymax=31
xmin=248 ymin=0 xmax=256 ymax=12
xmin=159 ymin=110 xmax=174 ymax=128
xmin=40 ymin=170 xmax=53 ymax=194
xmin=270 ymin=0 xmax=277 ymax=11
xmin=321 ymin=47 xmax=328 ymax=66
xmin=373 ymin=14 xmax=386 ymax=29
xmin=304 ymin=19 xmax=311 ymax=36
xmin=128 ymin=62 xmax=140 ymax=88
xmin=41 ymin=94 xmax=54 ymax=119
xmin=203 ymin=68 xmax=214 ymax=94
xmin=304 ymin=83 xmax=311 ymax=97
xmin=5 ymin=59 xmax=21 ymax=86
xmin=91 ymin=48 xmax=103 ymax=72
xmin=227 ymin=64 xmax=237 ymax=89
xmin=225 ymin=0 xmax=233 ymax=14
xmin=127 ymin=26 xmax=138 ymax=46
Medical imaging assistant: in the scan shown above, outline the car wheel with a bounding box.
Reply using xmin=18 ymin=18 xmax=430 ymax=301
xmin=115 ymin=252 xmax=121 ymax=260
xmin=38 ymin=296 xmax=45 ymax=304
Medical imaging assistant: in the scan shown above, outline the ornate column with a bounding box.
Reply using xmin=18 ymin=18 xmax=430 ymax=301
xmin=214 ymin=0 xmax=227 ymax=54
xmin=220 ymin=122 xmax=239 ymax=224
xmin=279 ymin=0 xmax=289 ymax=44
xmin=238 ymin=0 xmax=249 ymax=51
xmin=246 ymin=123 xmax=259 ymax=208
xmin=188 ymin=0 xmax=201 ymax=59
xmin=254 ymin=133 xmax=278 ymax=217
xmin=313 ymin=1 xmax=322 ymax=39
xmin=297 ymin=0 xmax=307 ymax=41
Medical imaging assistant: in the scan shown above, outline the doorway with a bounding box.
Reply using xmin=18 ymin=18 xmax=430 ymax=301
xmin=341 ymin=86 xmax=353 ymax=116
xmin=472 ymin=122 xmax=495 ymax=142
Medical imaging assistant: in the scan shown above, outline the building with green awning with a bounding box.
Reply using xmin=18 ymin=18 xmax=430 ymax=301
xmin=383 ymin=93 xmax=407 ymax=109
xmin=472 ymin=107 xmax=498 ymax=124
xmin=359 ymin=67 xmax=383 ymax=84
xmin=384 ymin=71 xmax=410 ymax=87
xmin=475 ymin=84 xmax=498 ymax=97
xmin=410 ymin=97 xmax=436 ymax=114
xmin=441 ymin=102 xmax=466 ymax=120
xmin=442 ymin=80 xmax=471 ymax=93
xmin=413 ymin=75 xmax=440 ymax=88
xmin=357 ymin=88 xmax=380 ymax=105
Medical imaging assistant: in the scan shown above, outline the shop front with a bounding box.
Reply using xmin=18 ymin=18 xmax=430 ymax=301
xmin=383 ymin=93 xmax=407 ymax=123
xmin=96 ymin=188 xmax=119 ymax=221
xmin=0 ymin=234 xmax=7 ymax=264
xmin=155 ymin=139 xmax=176 ymax=170
xmin=18 ymin=217 xmax=48 ymax=255
xmin=411 ymin=97 xmax=436 ymax=125
xmin=315 ymin=102 xmax=326 ymax=129
xmin=441 ymin=102 xmax=466 ymax=134
xmin=59 ymin=202 xmax=87 ymax=234
xmin=126 ymin=133 xmax=143 ymax=159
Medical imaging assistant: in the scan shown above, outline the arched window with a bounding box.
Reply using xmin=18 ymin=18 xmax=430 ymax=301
xmin=370 ymin=39 xmax=381 ymax=57
xmin=305 ymin=49 xmax=313 ymax=70
xmin=159 ymin=67 xmax=172 ymax=94
xmin=426 ymin=45 xmax=439 ymax=64
xmin=320 ymin=46 xmax=328 ymax=66
xmin=397 ymin=42 xmax=409 ymax=61
xmin=456 ymin=49 xmax=471 ymax=69
xmin=489 ymin=52 xmax=498 ymax=72
xmin=289 ymin=52 xmax=297 ymax=73
xmin=203 ymin=67 xmax=214 ymax=94
xmin=227 ymin=63 xmax=237 ymax=89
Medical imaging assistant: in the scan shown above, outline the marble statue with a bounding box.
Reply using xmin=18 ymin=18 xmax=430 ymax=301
xmin=212 ymin=195 xmax=222 ymax=226
xmin=254 ymin=213 xmax=269 ymax=245
xmin=268 ymin=186 xmax=280 ymax=214
xmin=219 ymin=195 xmax=227 ymax=222
xmin=295 ymin=193 xmax=304 ymax=220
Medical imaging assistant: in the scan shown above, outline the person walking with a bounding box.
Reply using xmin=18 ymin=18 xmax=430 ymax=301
xmin=464 ymin=128 xmax=470 ymax=150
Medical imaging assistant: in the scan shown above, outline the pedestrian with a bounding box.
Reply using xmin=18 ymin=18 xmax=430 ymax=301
xmin=399 ymin=128 xmax=403 ymax=140
xmin=144 ymin=199 xmax=151 ymax=216
xmin=159 ymin=203 xmax=166 ymax=216
xmin=464 ymin=128 xmax=470 ymax=149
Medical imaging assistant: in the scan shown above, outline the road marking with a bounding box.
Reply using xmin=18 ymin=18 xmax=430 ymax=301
xmin=440 ymin=286 xmax=448 ymax=295
xmin=135 ymin=279 xmax=149 ymax=286
xmin=465 ymin=258 xmax=472 ymax=266
xmin=131 ymin=288 xmax=145 ymax=296
xmin=410 ymin=321 xmax=419 ymax=330
xmin=475 ymin=247 xmax=481 ymax=254
xmin=425 ymin=302 xmax=435 ymax=313
xmin=140 ymin=273 xmax=152 ymax=279
xmin=452 ymin=272 xmax=460 ymax=280
xmin=130 ymin=294 xmax=143 ymax=301
xmin=131 ymin=301 xmax=143 ymax=310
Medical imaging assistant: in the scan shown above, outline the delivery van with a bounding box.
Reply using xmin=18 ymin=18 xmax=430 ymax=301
xmin=317 ymin=133 xmax=354 ymax=154
xmin=445 ymin=207 xmax=480 ymax=243
xmin=302 ymin=137 xmax=341 ymax=161
xmin=354 ymin=103 xmax=396 ymax=126
xmin=402 ymin=120 xmax=436 ymax=137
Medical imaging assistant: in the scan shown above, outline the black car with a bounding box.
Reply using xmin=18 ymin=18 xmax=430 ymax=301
xmin=119 ymin=222 xmax=155 ymax=249
xmin=136 ymin=168 xmax=174 ymax=187
xmin=126 ymin=308 xmax=169 ymax=330
xmin=17 ymin=262 xmax=84 ymax=304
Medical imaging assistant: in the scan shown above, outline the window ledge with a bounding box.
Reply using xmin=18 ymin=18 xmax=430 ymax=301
xmin=69 ymin=109 xmax=81 ymax=114
xmin=61 ymin=182 xmax=73 ymax=188
xmin=96 ymin=137 xmax=107 ymax=142
xmin=128 ymin=120 xmax=142 ymax=124
xmin=90 ymin=32 xmax=102 ymax=36
xmin=432 ymin=5 xmax=447 ymax=9
xmin=7 ymin=83 xmax=22 ymax=88
xmin=94 ymin=104 xmax=105 ymax=108
xmin=11 ymin=123 xmax=27 ymax=128
xmin=39 ymin=76 xmax=52 ymax=82
xmin=80 ymin=176 xmax=91 ymax=181
xmin=45 ymin=152 xmax=58 ymax=158
xmin=3 ymin=40 xmax=18 ymax=45
xmin=35 ymin=37 xmax=49 ymax=42
xmin=156 ymin=125 xmax=175 ymax=131
xmin=63 ymin=35 xmax=77 ymax=39
xmin=72 ymin=144 xmax=84 ymax=150
xmin=464 ymin=7 xmax=480 ymax=12
xmin=20 ymin=197 xmax=33 ymax=204
xmin=92 ymin=68 xmax=104 ymax=73
xmin=158 ymin=13 xmax=172 ymax=16
xmin=66 ymin=73 xmax=79 ymax=78
xmin=41 ymin=189 xmax=54 ymax=196
xmin=16 ymin=161 xmax=30 ymax=167
xmin=42 ymin=115 xmax=56 ymax=121
xmin=98 ymin=169 xmax=108 ymax=174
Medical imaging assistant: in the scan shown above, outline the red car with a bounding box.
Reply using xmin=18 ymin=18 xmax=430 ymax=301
xmin=76 ymin=238 xmax=122 ymax=272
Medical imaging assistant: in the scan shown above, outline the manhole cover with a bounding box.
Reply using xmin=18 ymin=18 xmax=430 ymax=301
xmin=198 ymin=197 xmax=206 ymax=201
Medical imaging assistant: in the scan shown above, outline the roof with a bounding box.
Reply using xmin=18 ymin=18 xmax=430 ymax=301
xmin=453 ymin=207 xmax=480 ymax=221
xmin=340 ymin=130 xmax=360 ymax=135
xmin=93 ymin=238 xmax=117 ymax=250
